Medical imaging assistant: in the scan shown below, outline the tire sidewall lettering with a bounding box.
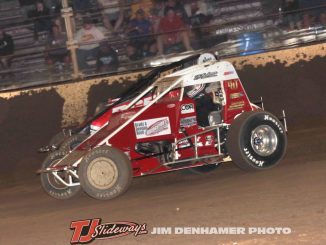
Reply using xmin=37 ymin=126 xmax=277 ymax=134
xmin=241 ymin=113 xmax=285 ymax=169
xmin=41 ymin=151 xmax=80 ymax=199
xmin=263 ymin=114 xmax=284 ymax=134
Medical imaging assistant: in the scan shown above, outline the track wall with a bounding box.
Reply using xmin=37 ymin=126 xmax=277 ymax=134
xmin=1 ymin=43 xmax=325 ymax=184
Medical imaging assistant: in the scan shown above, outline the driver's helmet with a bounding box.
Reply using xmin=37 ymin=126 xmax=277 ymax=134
xmin=185 ymin=84 xmax=206 ymax=99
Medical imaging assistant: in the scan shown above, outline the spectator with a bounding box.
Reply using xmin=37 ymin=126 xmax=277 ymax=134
xmin=157 ymin=7 xmax=192 ymax=55
xmin=184 ymin=0 xmax=208 ymax=17
xmin=72 ymin=0 xmax=93 ymax=24
xmin=300 ymin=0 xmax=326 ymax=28
xmin=151 ymin=0 xmax=165 ymax=33
xmin=28 ymin=0 xmax=53 ymax=41
xmin=131 ymin=0 xmax=154 ymax=18
xmin=96 ymin=41 xmax=119 ymax=73
xmin=148 ymin=0 xmax=164 ymax=34
xmin=127 ymin=9 xmax=153 ymax=51
xmin=76 ymin=17 xmax=105 ymax=71
xmin=282 ymin=0 xmax=301 ymax=30
xmin=45 ymin=0 xmax=63 ymax=33
xmin=0 ymin=29 xmax=14 ymax=73
xmin=164 ymin=0 xmax=189 ymax=24
xmin=45 ymin=24 xmax=70 ymax=69
xmin=126 ymin=41 xmax=157 ymax=61
xmin=144 ymin=40 xmax=158 ymax=57
xmin=185 ymin=0 xmax=213 ymax=49
xmin=126 ymin=43 xmax=143 ymax=61
xmin=97 ymin=0 xmax=125 ymax=32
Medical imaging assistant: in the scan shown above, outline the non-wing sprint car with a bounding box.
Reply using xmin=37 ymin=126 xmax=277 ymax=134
xmin=38 ymin=54 xmax=287 ymax=200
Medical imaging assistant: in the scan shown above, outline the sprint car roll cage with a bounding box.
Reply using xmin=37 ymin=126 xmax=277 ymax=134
xmin=38 ymin=54 xmax=288 ymax=200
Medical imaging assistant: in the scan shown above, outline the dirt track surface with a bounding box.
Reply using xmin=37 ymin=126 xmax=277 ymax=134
xmin=0 ymin=126 xmax=325 ymax=245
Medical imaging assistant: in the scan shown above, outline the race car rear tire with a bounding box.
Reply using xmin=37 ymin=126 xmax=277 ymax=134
xmin=78 ymin=146 xmax=132 ymax=200
xmin=59 ymin=134 xmax=88 ymax=152
xmin=40 ymin=150 xmax=81 ymax=199
xmin=226 ymin=111 xmax=287 ymax=171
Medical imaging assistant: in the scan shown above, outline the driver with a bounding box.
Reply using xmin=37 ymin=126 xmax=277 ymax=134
xmin=185 ymin=83 xmax=217 ymax=127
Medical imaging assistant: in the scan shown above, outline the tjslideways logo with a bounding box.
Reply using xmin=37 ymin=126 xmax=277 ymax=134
xmin=70 ymin=218 xmax=148 ymax=244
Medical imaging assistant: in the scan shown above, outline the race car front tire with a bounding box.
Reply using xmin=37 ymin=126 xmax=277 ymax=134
xmin=78 ymin=146 xmax=132 ymax=200
xmin=226 ymin=111 xmax=287 ymax=171
xmin=40 ymin=150 xmax=81 ymax=199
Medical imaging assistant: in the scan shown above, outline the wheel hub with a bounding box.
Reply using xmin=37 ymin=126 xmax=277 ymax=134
xmin=87 ymin=157 xmax=118 ymax=190
xmin=250 ymin=125 xmax=278 ymax=157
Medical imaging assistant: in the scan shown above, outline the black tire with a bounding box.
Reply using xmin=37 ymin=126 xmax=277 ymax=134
xmin=59 ymin=134 xmax=88 ymax=151
xmin=48 ymin=131 xmax=67 ymax=149
xmin=40 ymin=150 xmax=81 ymax=199
xmin=78 ymin=146 xmax=132 ymax=200
xmin=226 ymin=111 xmax=287 ymax=171
xmin=188 ymin=163 xmax=220 ymax=174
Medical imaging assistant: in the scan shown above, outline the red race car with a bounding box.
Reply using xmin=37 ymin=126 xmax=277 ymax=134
xmin=38 ymin=54 xmax=287 ymax=200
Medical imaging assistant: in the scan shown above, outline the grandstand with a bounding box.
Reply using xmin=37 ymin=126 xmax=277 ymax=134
xmin=1 ymin=0 xmax=326 ymax=90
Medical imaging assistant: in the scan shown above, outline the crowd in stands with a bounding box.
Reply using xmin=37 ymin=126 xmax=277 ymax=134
xmin=262 ymin=0 xmax=326 ymax=30
xmin=2 ymin=0 xmax=326 ymax=81
xmin=12 ymin=0 xmax=208 ymax=74
xmin=72 ymin=0 xmax=213 ymax=72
